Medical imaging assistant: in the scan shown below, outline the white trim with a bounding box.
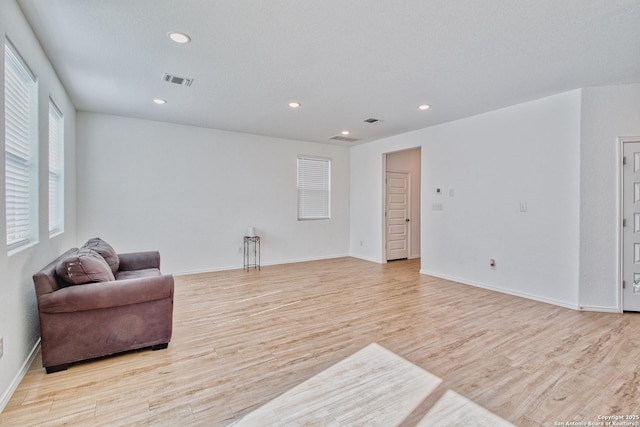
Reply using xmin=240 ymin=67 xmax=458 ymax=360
xmin=349 ymin=253 xmax=384 ymax=264
xmin=381 ymin=153 xmax=387 ymax=264
xmin=0 ymin=339 xmax=40 ymax=413
xmin=173 ymin=253 xmax=351 ymax=276
xmin=381 ymin=147 xmax=422 ymax=264
xmin=4 ymin=37 xmax=35 ymax=80
xmin=618 ymin=137 xmax=624 ymax=312
xmin=618 ymin=136 xmax=640 ymax=312
xmin=420 ymin=269 xmax=584 ymax=311
xmin=48 ymin=98 xmax=65 ymax=237
xmin=578 ymin=305 xmax=622 ymax=313
xmin=4 ymin=39 xmax=39 ymax=252
xmin=7 ymin=240 xmax=39 ymax=257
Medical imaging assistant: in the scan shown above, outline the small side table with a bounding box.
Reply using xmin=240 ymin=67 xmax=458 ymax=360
xmin=243 ymin=236 xmax=260 ymax=271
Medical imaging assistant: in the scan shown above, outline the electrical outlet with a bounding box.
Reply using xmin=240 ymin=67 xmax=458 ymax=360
xmin=519 ymin=201 xmax=528 ymax=212
xmin=0 ymin=337 xmax=4 ymax=359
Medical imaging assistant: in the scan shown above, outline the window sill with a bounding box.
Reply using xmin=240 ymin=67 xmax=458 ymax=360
xmin=49 ymin=230 xmax=64 ymax=239
xmin=8 ymin=240 xmax=39 ymax=257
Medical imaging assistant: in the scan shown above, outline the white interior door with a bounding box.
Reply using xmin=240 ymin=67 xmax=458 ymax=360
xmin=386 ymin=171 xmax=410 ymax=260
xmin=622 ymin=141 xmax=640 ymax=312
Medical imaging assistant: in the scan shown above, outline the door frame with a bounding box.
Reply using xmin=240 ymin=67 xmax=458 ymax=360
xmin=618 ymin=136 xmax=640 ymax=312
xmin=384 ymin=169 xmax=412 ymax=261
xmin=381 ymin=147 xmax=422 ymax=264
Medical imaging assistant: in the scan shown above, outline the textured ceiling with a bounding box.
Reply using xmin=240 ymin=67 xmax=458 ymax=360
xmin=17 ymin=0 xmax=640 ymax=145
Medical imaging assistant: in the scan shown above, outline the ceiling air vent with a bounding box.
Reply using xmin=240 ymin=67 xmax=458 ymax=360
xmin=364 ymin=118 xmax=382 ymax=124
xmin=162 ymin=73 xmax=194 ymax=87
xmin=330 ymin=135 xmax=359 ymax=143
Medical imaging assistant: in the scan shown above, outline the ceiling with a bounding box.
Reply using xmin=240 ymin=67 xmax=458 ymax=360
xmin=17 ymin=0 xmax=640 ymax=146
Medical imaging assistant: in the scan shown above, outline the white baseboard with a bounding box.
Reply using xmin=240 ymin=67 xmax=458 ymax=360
xmin=419 ymin=269 xmax=583 ymax=311
xmin=261 ymin=253 xmax=352 ymax=268
xmin=0 ymin=339 xmax=40 ymax=414
xmin=173 ymin=263 xmax=245 ymax=276
xmin=174 ymin=253 xmax=352 ymax=277
xmin=348 ymin=253 xmax=384 ymax=264
xmin=578 ymin=305 xmax=621 ymax=313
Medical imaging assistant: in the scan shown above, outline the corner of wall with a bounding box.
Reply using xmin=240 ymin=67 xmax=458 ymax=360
xmin=578 ymin=83 xmax=640 ymax=311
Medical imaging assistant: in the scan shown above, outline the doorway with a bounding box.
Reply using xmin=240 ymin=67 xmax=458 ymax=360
xmin=621 ymin=137 xmax=640 ymax=312
xmin=384 ymin=147 xmax=421 ymax=261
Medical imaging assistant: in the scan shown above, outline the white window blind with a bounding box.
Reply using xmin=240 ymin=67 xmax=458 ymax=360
xmin=297 ymin=156 xmax=331 ymax=220
xmin=48 ymin=99 xmax=64 ymax=236
xmin=5 ymin=40 xmax=38 ymax=251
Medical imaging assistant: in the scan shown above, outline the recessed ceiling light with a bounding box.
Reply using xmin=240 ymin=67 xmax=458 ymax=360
xmin=168 ymin=32 xmax=191 ymax=44
xmin=418 ymin=104 xmax=431 ymax=110
xmin=153 ymin=98 xmax=167 ymax=105
xmin=289 ymin=102 xmax=301 ymax=108
xmin=341 ymin=130 xmax=350 ymax=135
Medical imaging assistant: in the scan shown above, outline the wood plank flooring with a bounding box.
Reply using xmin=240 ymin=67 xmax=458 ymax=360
xmin=416 ymin=390 xmax=515 ymax=427
xmin=233 ymin=343 xmax=442 ymax=426
xmin=2 ymin=257 xmax=640 ymax=426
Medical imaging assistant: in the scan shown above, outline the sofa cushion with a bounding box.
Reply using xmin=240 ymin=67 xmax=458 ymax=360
xmin=82 ymin=237 xmax=119 ymax=273
xmin=56 ymin=248 xmax=116 ymax=286
xmin=37 ymin=274 xmax=174 ymax=314
xmin=115 ymin=268 xmax=161 ymax=281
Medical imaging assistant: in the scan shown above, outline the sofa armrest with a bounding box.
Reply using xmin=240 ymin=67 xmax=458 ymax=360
xmin=118 ymin=251 xmax=160 ymax=271
xmin=33 ymin=248 xmax=79 ymax=295
xmin=38 ymin=274 xmax=174 ymax=314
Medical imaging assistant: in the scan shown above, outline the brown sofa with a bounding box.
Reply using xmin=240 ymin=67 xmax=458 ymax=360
xmin=32 ymin=240 xmax=174 ymax=373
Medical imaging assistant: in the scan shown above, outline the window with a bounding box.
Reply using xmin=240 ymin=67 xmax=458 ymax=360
xmin=48 ymin=99 xmax=64 ymax=236
xmin=4 ymin=40 xmax=38 ymax=251
xmin=297 ymin=155 xmax=331 ymax=220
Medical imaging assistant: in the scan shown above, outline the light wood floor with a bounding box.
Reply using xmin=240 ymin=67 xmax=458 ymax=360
xmin=2 ymin=257 xmax=640 ymax=426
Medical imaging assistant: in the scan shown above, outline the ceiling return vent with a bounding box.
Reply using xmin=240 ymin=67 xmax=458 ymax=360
xmin=162 ymin=73 xmax=194 ymax=87
xmin=363 ymin=118 xmax=382 ymax=124
xmin=330 ymin=135 xmax=359 ymax=143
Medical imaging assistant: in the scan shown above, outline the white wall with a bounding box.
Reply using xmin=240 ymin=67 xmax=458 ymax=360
xmin=579 ymin=84 xmax=640 ymax=311
xmin=386 ymin=148 xmax=421 ymax=259
xmin=76 ymin=112 xmax=350 ymax=274
xmin=0 ymin=0 xmax=77 ymax=411
xmin=351 ymin=90 xmax=582 ymax=308
xmin=0 ymin=2 xmax=634 ymax=410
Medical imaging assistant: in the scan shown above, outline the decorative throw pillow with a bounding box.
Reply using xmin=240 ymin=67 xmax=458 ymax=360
xmin=82 ymin=237 xmax=119 ymax=273
xmin=56 ymin=248 xmax=116 ymax=286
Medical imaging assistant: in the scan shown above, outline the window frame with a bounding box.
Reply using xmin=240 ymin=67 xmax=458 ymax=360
xmin=4 ymin=39 xmax=39 ymax=252
xmin=297 ymin=155 xmax=331 ymax=221
xmin=48 ymin=98 xmax=64 ymax=237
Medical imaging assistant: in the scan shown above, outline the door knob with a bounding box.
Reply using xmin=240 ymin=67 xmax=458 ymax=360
xmin=405 ymin=218 xmax=410 ymax=222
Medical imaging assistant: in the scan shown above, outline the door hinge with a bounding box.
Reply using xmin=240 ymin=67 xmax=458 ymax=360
xmin=623 ymin=156 xmax=627 ymax=165
xmin=623 ymin=280 xmax=626 ymax=289
xmin=623 ymin=218 xmax=627 ymax=227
